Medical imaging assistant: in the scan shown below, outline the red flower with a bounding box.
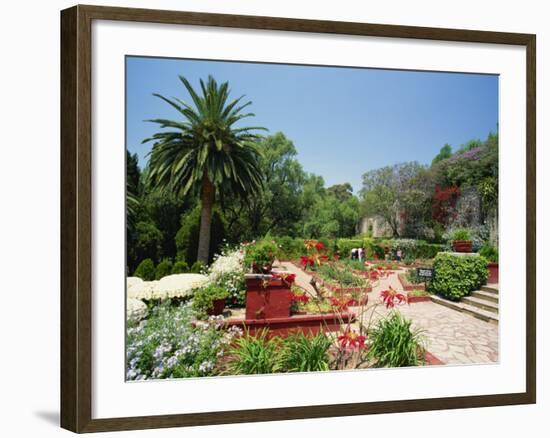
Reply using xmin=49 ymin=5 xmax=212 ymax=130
xmin=380 ymin=286 xmax=407 ymax=309
xmin=291 ymin=292 xmax=309 ymax=304
xmin=315 ymin=241 xmax=325 ymax=252
xmin=329 ymin=296 xmax=356 ymax=311
xmin=300 ymin=256 xmax=314 ymax=268
xmin=337 ymin=329 xmax=366 ymax=351
xmin=273 ymin=272 xmax=296 ymax=286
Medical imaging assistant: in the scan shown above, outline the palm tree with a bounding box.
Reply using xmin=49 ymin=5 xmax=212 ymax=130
xmin=143 ymin=75 xmax=266 ymax=263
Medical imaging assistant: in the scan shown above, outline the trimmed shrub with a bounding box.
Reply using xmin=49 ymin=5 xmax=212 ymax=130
xmin=273 ymin=236 xmax=304 ymax=260
xmin=190 ymin=260 xmax=205 ymax=273
xmin=134 ymin=258 xmax=156 ymax=281
xmin=131 ymin=221 xmax=163 ymax=264
xmin=336 ymin=239 xmax=364 ymax=257
xmin=171 ymin=260 xmax=189 ymax=274
xmin=429 ymin=253 xmax=488 ymax=301
xmin=415 ymin=242 xmax=445 ymax=259
xmin=154 ymin=259 xmax=173 ymax=280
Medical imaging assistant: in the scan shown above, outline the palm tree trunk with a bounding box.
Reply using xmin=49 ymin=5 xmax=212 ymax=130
xmin=197 ymin=175 xmax=215 ymax=264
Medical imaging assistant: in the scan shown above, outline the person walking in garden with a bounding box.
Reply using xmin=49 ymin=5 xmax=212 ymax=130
xmin=396 ymin=249 xmax=402 ymax=262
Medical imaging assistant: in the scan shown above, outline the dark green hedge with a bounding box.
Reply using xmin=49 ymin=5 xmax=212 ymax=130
xmin=429 ymin=253 xmax=488 ymax=301
xmin=134 ymin=258 xmax=156 ymax=281
xmin=154 ymin=259 xmax=173 ymax=280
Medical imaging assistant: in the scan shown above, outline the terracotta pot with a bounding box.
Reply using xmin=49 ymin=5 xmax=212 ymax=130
xmin=206 ymin=298 xmax=226 ymax=316
xmin=452 ymin=240 xmax=473 ymax=253
xmin=487 ymin=262 xmax=499 ymax=284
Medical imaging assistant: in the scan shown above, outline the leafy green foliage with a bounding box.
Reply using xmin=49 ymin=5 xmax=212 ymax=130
xmin=429 ymin=253 xmax=488 ymax=301
xmin=134 ymin=258 xmax=156 ymax=281
xmin=479 ymin=244 xmax=498 ymax=263
xmin=336 ymin=239 xmax=364 ymax=256
xmin=171 ymin=261 xmax=190 ymax=274
xmin=367 ymin=312 xmax=425 ymax=367
xmin=243 ymin=239 xmax=278 ymax=273
xmin=317 ymin=264 xmax=367 ymax=287
xmin=451 ymin=228 xmax=471 ymax=241
xmin=274 ymin=236 xmax=305 ymax=260
xmin=155 ymin=259 xmax=173 ymax=280
xmin=279 ymin=332 xmax=332 ymax=372
xmin=192 ymin=284 xmax=229 ymax=317
xmin=406 ymin=269 xmax=423 ymax=284
xmin=225 ymin=331 xmax=332 ymax=374
xmin=131 ymin=221 xmax=163 ymax=265
xmin=361 ymin=162 xmax=433 ymax=237
xmin=175 ymin=206 xmax=226 ymax=264
xmin=408 ymin=289 xmax=431 ymax=297
xmin=226 ymin=331 xmax=281 ymax=375
xmin=431 ymin=143 xmax=452 ymax=166
xmin=190 ymin=261 xmax=205 ymax=273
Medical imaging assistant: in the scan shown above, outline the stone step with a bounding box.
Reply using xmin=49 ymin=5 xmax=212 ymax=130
xmin=481 ymin=285 xmax=499 ymax=295
xmin=471 ymin=289 xmax=499 ymax=304
xmin=431 ymin=295 xmax=499 ymax=325
xmin=462 ymin=296 xmax=499 ymax=314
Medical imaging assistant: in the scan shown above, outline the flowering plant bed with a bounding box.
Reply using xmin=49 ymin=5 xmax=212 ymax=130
xmin=309 ymin=271 xmax=372 ymax=294
xmin=397 ymin=272 xmax=426 ymax=291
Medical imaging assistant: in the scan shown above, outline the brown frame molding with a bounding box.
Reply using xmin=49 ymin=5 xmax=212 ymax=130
xmin=60 ymin=4 xmax=536 ymax=433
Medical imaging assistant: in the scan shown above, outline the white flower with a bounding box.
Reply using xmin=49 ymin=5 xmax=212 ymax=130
xmin=127 ymin=298 xmax=147 ymax=321
xmin=127 ymin=274 xmax=208 ymax=300
xmin=207 ymin=249 xmax=244 ymax=283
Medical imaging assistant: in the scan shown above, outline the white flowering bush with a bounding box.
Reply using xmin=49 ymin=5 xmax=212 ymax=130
xmin=127 ymin=298 xmax=147 ymax=322
xmin=127 ymin=274 xmax=208 ymax=301
xmin=206 ymin=247 xmax=246 ymax=307
xmin=126 ymin=302 xmax=242 ymax=380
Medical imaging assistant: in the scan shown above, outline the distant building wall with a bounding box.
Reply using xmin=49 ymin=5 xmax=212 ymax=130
xmin=358 ymin=215 xmax=394 ymax=237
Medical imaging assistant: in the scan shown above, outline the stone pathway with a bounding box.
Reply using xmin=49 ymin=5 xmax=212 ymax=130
xmin=280 ymin=261 xmax=499 ymax=365
xmin=278 ymin=261 xmax=318 ymax=296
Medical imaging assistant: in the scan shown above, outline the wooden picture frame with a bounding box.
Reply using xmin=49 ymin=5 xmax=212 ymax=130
xmin=61 ymin=4 xmax=536 ymax=433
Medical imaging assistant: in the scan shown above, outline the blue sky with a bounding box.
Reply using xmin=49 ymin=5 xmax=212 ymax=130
xmin=126 ymin=56 xmax=498 ymax=192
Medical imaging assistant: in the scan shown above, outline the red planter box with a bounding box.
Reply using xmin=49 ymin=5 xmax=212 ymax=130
xmin=397 ymin=273 xmax=426 ymax=291
xmin=407 ymin=295 xmax=432 ymax=303
xmin=245 ymin=275 xmax=292 ymax=320
xmin=225 ymin=313 xmax=355 ymax=338
xmin=487 ymin=262 xmax=499 ymax=284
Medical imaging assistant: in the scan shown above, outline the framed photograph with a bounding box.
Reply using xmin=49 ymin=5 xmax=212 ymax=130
xmin=60 ymin=4 xmax=536 ymax=433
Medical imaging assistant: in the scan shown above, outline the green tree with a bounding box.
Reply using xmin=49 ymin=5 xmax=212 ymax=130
xmin=143 ymin=190 xmax=189 ymax=260
xmin=222 ymin=133 xmax=306 ymax=239
xmin=431 ymin=143 xmax=452 ymax=166
xmin=130 ymin=221 xmax=163 ymax=265
xmin=360 ymin=162 xmax=431 ymax=237
xmin=175 ymin=206 xmax=226 ymax=264
xmin=327 ymin=183 xmax=353 ymax=202
xmin=144 ymin=75 xmax=265 ymax=263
